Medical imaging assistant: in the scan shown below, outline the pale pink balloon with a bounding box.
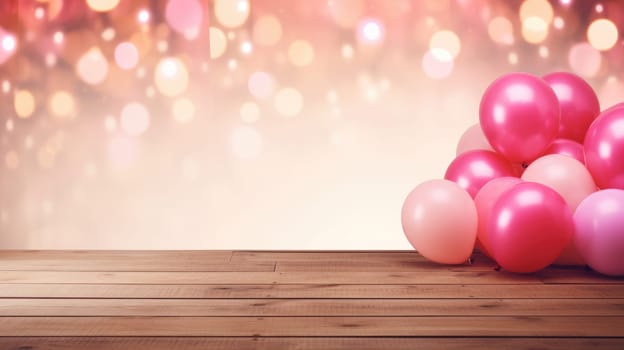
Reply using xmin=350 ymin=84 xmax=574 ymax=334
xmin=401 ymin=179 xmax=478 ymax=264
xmin=574 ymin=189 xmax=624 ymax=276
xmin=456 ymin=123 xmax=494 ymax=155
xmin=522 ymin=154 xmax=596 ymax=265
xmin=474 ymin=177 xmax=522 ymax=257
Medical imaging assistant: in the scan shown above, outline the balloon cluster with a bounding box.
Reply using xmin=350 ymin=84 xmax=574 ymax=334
xmin=401 ymin=72 xmax=624 ymax=276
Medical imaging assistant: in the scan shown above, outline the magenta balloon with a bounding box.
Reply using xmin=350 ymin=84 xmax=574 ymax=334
xmin=456 ymin=123 xmax=494 ymax=155
xmin=479 ymin=73 xmax=560 ymax=163
xmin=474 ymin=177 xmax=522 ymax=257
xmin=584 ymin=107 xmax=624 ymax=189
xmin=488 ymin=182 xmax=574 ymax=273
xmin=543 ymin=72 xmax=600 ymax=142
xmin=444 ymin=150 xmax=517 ymax=198
xmin=401 ymin=179 xmax=478 ymax=264
xmin=574 ymin=189 xmax=624 ymax=276
xmin=543 ymin=139 xmax=585 ymax=164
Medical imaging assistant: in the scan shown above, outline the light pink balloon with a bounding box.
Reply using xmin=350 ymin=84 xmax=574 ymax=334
xmin=401 ymin=179 xmax=477 ymax=264
xmin=456 ymin=123 xmax=494 ymax=155
xmin=574 ymin=189 xmax=624 ymax=276
xmin=522 ymin=154 xmax=596 ymax=265
xmin=474 ymin=177 xmax=522 ymax=257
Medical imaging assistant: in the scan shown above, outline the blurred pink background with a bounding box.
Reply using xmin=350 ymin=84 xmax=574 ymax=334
xmin=1 ymin=0 xmax=623 ymax=249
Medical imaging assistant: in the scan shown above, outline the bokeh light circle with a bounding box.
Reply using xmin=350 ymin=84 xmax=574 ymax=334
xmin=328 ymin=0 xmax=364 ymax=28
xmin=214 ymin=0 xmax=250 ymax=28
xmin=114 ymin=42 xmax=139 ymax=70
xmin=86 ymin=0 xmax=120 ymax=12
xmin=520 ymin=0 xmax=554 ymax=24
xmin=429 ymin=30 xmax=461 ymax=58
xmin=120 ymin=102 xmax=150 ymax=136
xmin=166 ymin=0 xmax=203 ymax=37
xmin=209 ymin=27 xmax=227 ymax=59
xmin=488 ymin=17 xmax=514 ymax=45
xmin=568 ymin=42 xmax=602 ymax=77
xmin=240 ymin=101 xmax=260 ymax=123
xmin=275 ymin=87 xmax=303 ymax=117
xmin=248 ymin=71 xmax=275 ymax=99
xmin=172 ymin=97 xmax=196 ymax=124
xmin=357 ymin=18 xmax=384 ymax=45
xmin=76 ymin=47 xmax=109 ymax=85
xmin=154 ymin=57 xmax=189 ymax=97
xmin=49 ymin=91 xmax=76 ymax=120
xmin=587 ymin=19 xmax=619 ymax=51
xmin=522 ymin=16 xmax=549 ymax=44
xmin=288 ymin=40 xmax=315 ymax=67
xmin=14 ymin=90 xmax=35 ymax=118
xmin=422 ymin=49 xmax=454 ymax=79
xmin=253 ymin=15 xmax=282 ymax=47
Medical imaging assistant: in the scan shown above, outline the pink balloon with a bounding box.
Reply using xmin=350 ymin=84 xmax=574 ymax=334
xmin=479 ymin=73 xmax=560 ymax=163
xmin=488 ymin=182 xmax=574 ymax=273
xmin=574 ymin=189 xmax=624 ymax=276
xmin=444 ymin=150 xmax=517 ymax=198
xmin=584 ymin=107 xmax=624 ymax=189
xmin=522 ymin=154 xmax=596 ymax=265
xmin=603 ymin=102 xmax=624 ymax=113
xmin=401 ymin=179 xmax=477 ymax=264
xmin=456 ymin=124 xmax=494 ymax=155
xmin=474 ymin=177 xmax=522 ymax=257
xmin=543 ymin=72 xmax=600 ymax=142
xmin=542 ymin=139 xmax=585 ymax=164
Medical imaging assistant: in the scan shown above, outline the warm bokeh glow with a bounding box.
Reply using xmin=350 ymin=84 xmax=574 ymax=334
xmin=120 ymin=102 xmax=150 ymax=136
xmin=288 ymin=40 xmax=315 ymax=67
xmin=214 ymin=0 xmax=250 ymax=28
xmin=2 ymin=0 xmax=624 ymax=249
xmin=14 ymin=90 xmax=35 ymax=118
xmin=172 ymin=97 xmax=196 ymax=124
xmin=253 ymin=15 xmax=282 ymax=47
xmin=76 ymin=47 xmax=109 ymax=85
xmin=274 ymin=87 xmax=303 ymax=117
xmin=86 ymin=0 xmax=120 ymax=12
xmin=587 ymin=19 xmax=619 ymax=51
xmin=154 ymin=57 xmax=189 ymax=97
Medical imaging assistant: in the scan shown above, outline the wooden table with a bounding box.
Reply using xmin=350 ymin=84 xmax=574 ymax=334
xmin=0 ymin=250 xmax=623 ymax=349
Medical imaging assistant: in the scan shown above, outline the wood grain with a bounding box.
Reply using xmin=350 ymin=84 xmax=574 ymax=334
xmin=2 ymin=316 xmax=624 ymax=336
xmin=3 ymin=283 xmax=623 ymax=298
xmin=1 ymin=337 xmax=623 ymax=350
xmin=1 ymin=250 xmax=622 ymax=349
xmin=1 ymin=298 xmax=622 ymax=316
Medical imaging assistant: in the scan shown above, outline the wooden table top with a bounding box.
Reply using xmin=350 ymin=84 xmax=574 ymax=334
xmin=0 ymin=250 xmax=623 ymax=349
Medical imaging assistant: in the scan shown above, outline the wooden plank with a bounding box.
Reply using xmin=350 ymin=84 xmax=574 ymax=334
xmin=1 ymin=337 xmax=622 ymax=350
xmin=0 ymin=260 xmax=274 ymax=272
xmin=0 ymin=269 xmax=620 ymax=284
xmin=1 ymin=298 xmax=622 ymax=317
xmin=0 ymin=250 xmax=233 ymax=260
xmin=1 ymin=316 xmax=623 ymax=336
xmin=274 ymin=259 xmax=497 ymax=272
xmin=1 ymin=283 xmax=623 ymax=299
